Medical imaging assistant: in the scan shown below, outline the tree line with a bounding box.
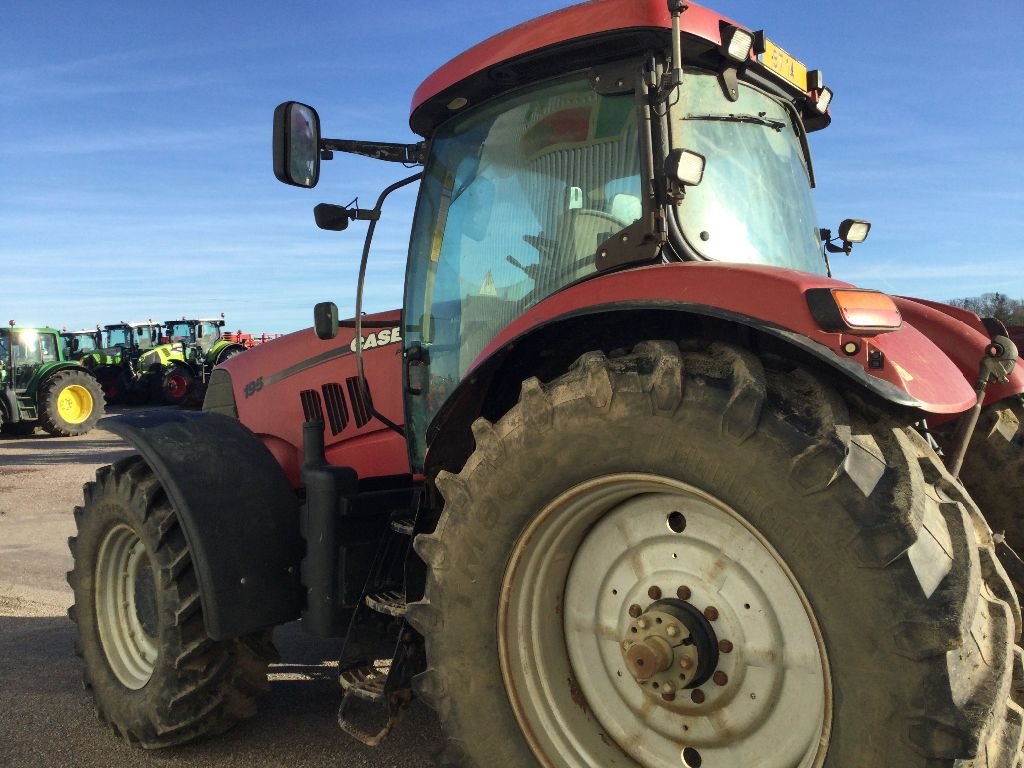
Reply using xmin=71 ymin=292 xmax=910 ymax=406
xmin=946 ymin=293 xmax=1024 ymax=325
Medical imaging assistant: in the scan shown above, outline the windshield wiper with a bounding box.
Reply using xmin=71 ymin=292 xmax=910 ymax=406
xmin=684 ymin=113 xmax=786 ymax=132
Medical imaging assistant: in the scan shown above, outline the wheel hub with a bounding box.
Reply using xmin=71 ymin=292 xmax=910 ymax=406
xmin=622 ymin=600 xmax=718 ymax=695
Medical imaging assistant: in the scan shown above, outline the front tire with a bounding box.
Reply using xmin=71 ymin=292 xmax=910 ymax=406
xmin=159 ymin=365 xmax=194 ymax=406
xmin=38 ymin=369 xmax=104 ymax=436
xmin=409 ymin=341 xmax=1024 ymax=767
xmin=68 ymin=455 xmax=273 ymax=747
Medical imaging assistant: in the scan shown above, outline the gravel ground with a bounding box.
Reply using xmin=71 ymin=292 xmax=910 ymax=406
xmin=0 ymin=409 xmax=440 ymax=767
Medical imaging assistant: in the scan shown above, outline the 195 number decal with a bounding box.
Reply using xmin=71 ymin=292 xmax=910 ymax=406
xmin=244 ymin=377 xmax=264 ymax=398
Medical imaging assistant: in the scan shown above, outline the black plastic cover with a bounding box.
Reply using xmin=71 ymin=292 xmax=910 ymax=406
xmin=101 ymin=410 xmax=303 ymax=639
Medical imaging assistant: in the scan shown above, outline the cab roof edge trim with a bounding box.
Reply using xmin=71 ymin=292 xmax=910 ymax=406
xmin=410 ymin=0 xmax=733 ymax=125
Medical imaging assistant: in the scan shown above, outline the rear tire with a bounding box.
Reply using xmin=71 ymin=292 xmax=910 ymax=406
xmin=68 ymin=455 xmax=273 ymax=747
xmin=409 ymin=341 xmax=1024 ymax=767
xmin=38 ymin=369 xmax=104 ymax=436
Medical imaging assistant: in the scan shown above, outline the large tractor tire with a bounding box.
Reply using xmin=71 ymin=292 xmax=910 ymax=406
xmin=941 ymin=398 xmax=1024 ymax=589
xmin=68 ymin=455 xmax=274 ymax=747
xmin=38 ymin=369 xmax=104 ymax=436
xmin=408 ymin=341 xmax=1024 ymax=767
xmin=159 ymin=365 xmax=194 ymax=406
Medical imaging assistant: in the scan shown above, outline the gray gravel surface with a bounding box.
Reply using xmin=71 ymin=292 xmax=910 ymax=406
xmin=0 ymin=409 xmax=440 ymax=767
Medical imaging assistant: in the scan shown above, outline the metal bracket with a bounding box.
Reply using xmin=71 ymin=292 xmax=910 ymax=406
xmin=590 ymin=61 xmax=639 ymax=95
xmin=595 ymin=219 xmax=664 ymax=272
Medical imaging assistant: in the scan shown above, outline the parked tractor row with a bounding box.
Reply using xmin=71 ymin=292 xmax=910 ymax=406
xmin=2 ymin=316 xmax=276 ymax=437
xmin=63 ymin=1 xmax=1024 ymax=766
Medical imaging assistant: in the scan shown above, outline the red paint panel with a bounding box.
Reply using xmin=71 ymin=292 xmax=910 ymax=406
xmin=412 ymin=0 xmax=732 ymax=117
xmin=894 ymin=298 xmax=1024 ymax=414
xmin=470 ymin=262 xmax=979 ymax=414
xmin=222 ymin=311 xmax=409 ymax=487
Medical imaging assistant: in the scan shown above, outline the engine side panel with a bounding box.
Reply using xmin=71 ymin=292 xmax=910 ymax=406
xmin=218 ymin=311 xmax=409 ymax=486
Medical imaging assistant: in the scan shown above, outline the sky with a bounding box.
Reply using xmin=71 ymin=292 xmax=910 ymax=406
xmin=3 ymin=0 xmax=1022 ymax=334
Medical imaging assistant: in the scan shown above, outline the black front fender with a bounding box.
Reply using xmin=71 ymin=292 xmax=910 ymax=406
xmin=101 ymin=409 xmax=303 ymax=639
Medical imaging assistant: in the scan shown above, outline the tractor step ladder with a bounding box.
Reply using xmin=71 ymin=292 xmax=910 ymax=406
xmin=365 ymin=589 xmax=406 ymax=617
xmin=339 ymin=662 xmax=389 ymax=702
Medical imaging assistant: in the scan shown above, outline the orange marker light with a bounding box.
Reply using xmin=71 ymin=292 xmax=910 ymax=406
xmin=806 ymin=288 xmax=902 ymax=334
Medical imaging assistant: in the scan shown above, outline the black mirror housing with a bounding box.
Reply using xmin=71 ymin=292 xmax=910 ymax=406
xmin=273 ymin=102 xmax=322 ymax=188
xmin=313 ymin=302 xmax=339 ymax=340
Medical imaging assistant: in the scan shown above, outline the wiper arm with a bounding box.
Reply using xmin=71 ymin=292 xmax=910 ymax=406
xmin=684 ymin=113 xmax=786 ymax=132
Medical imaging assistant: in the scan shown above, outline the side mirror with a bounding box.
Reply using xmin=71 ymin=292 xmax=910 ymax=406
xmin=314 ymin=302 xmax=339 ymax=340
xmin=273 ymin=102 xmax=322 ymax=188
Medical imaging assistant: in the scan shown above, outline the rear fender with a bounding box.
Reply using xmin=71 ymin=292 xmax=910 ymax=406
xmin=895 ymin=297 xmax=1024 ymax=412
xmin=424 ymin=263 xmax=996 ymax=476
xmin=100 ymin=409 xmax=303 ymax=639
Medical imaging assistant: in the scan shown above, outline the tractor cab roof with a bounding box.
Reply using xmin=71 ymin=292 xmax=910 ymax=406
xmin=63 ymin=329 xmax=100 ymax=335
xmin=104 ymin=322 xmax=160 ymax=329
xmin=410 ymin=0 xmax=827 ymax=136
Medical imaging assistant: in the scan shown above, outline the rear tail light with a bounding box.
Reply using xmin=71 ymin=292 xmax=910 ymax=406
xmin=806 ymin=288 xmax=902 ymax=334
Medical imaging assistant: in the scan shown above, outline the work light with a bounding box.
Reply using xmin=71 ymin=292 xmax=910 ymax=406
xmin=721 ymin=26 xmax=753 ymax=62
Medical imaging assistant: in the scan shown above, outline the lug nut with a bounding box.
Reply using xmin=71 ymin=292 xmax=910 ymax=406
xmin=690 ymin=689 xmax=705 ymax=704
xmin=629 ymin=604 xmax=642 ymax=618
xmin=666 ymin=624 xmax=679 ymax=638
xmin=648 ymin=586 xmax=662 ymax=600
xmin=713 ymin=671 xmax=728 ymax=686
xmin=677 ymin=586 xmax=691 ymax=600
xmin=662 ymin=681 xmax=676 ymax=694
xmin=718 ymin=639 xmax=733 ymax=654
xmin=704 ymin=606 xmax=719 ymax=622
xmin=679 ymin=656 xmax=694 ymax=670
xmin=637 ymin=618 xmax=649 ymax=630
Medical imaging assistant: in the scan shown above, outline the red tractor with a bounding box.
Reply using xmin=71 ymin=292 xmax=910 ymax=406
xmin=68 ymin=1 xmax=1024 ymax=765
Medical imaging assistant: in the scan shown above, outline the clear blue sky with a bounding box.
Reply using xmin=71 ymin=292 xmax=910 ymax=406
xmin=3 ymin=0 xmax=1022 ymax=334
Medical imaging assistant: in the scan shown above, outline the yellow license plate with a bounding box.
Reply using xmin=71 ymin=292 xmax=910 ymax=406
xmin=758 ymin=38 xmax=808 ymax=91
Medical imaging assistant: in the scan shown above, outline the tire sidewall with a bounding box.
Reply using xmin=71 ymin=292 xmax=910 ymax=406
xmin=72 ymin=476 xmax=180 ymax=732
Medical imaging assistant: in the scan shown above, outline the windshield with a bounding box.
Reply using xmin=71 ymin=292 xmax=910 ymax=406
xmin=165 ymin=322 xmax=195 ymax=343
xmin=106 ymin=327 xmax=130 ymax=347
xmin=672 ymin=69 xmax=824 ymax=274
xmin=134 ymin=325 xmax=158 ymax=349
xmin=66 ymin=333 xmax=99 ymax=355
xmin=404 ymin=70 xmax=642 ymax=462
xmin=10 ymin=330 xmax=58 ymax=389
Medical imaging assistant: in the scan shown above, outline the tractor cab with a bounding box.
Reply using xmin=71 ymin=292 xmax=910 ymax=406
xmin=104 ymin=322 xmax=162 ymax=354
xmin=61 ymin=329 xmax=103 ymax=360
xmin=164 ymin=318 xmax=225 ymax=355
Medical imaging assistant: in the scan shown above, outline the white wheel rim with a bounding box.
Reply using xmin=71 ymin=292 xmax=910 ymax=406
xmin=498 ymin=473 xmax=831 ymax=768
xmin=95 ymin=524 xmax=159 ymax=689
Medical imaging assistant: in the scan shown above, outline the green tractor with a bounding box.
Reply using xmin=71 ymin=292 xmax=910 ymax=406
xmin=82 ymin=321 xmax=164 ymax=404
xmin=154 ymin=317 xmax=245 ymax=404
xmin=0 ymin=322 xmax=104 ymax=436
xmin=60 ymin=328 xmax=103 ymax=361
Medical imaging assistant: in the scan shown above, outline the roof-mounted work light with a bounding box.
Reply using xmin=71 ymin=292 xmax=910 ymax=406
xmin=721 ymin=26 xmax=753 ymax=62
xmin=814 ymin=87 xmax=833 ymax=114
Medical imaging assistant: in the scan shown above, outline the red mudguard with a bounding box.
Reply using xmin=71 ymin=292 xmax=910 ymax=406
xmin=472 ymin=262 xmax=1024 ymax=415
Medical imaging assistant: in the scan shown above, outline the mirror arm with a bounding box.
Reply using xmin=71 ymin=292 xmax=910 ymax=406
xmin=321 ymin=138 xmax=426 ymax=165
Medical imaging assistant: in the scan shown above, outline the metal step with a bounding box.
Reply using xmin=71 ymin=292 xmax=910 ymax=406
xmin=339 ymin=663 xmax=388 ymax=702
xmin=365 ymin=589 xmax=406 ymax=617
xmin=390 ymin=517 xmax=414 ymax=536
